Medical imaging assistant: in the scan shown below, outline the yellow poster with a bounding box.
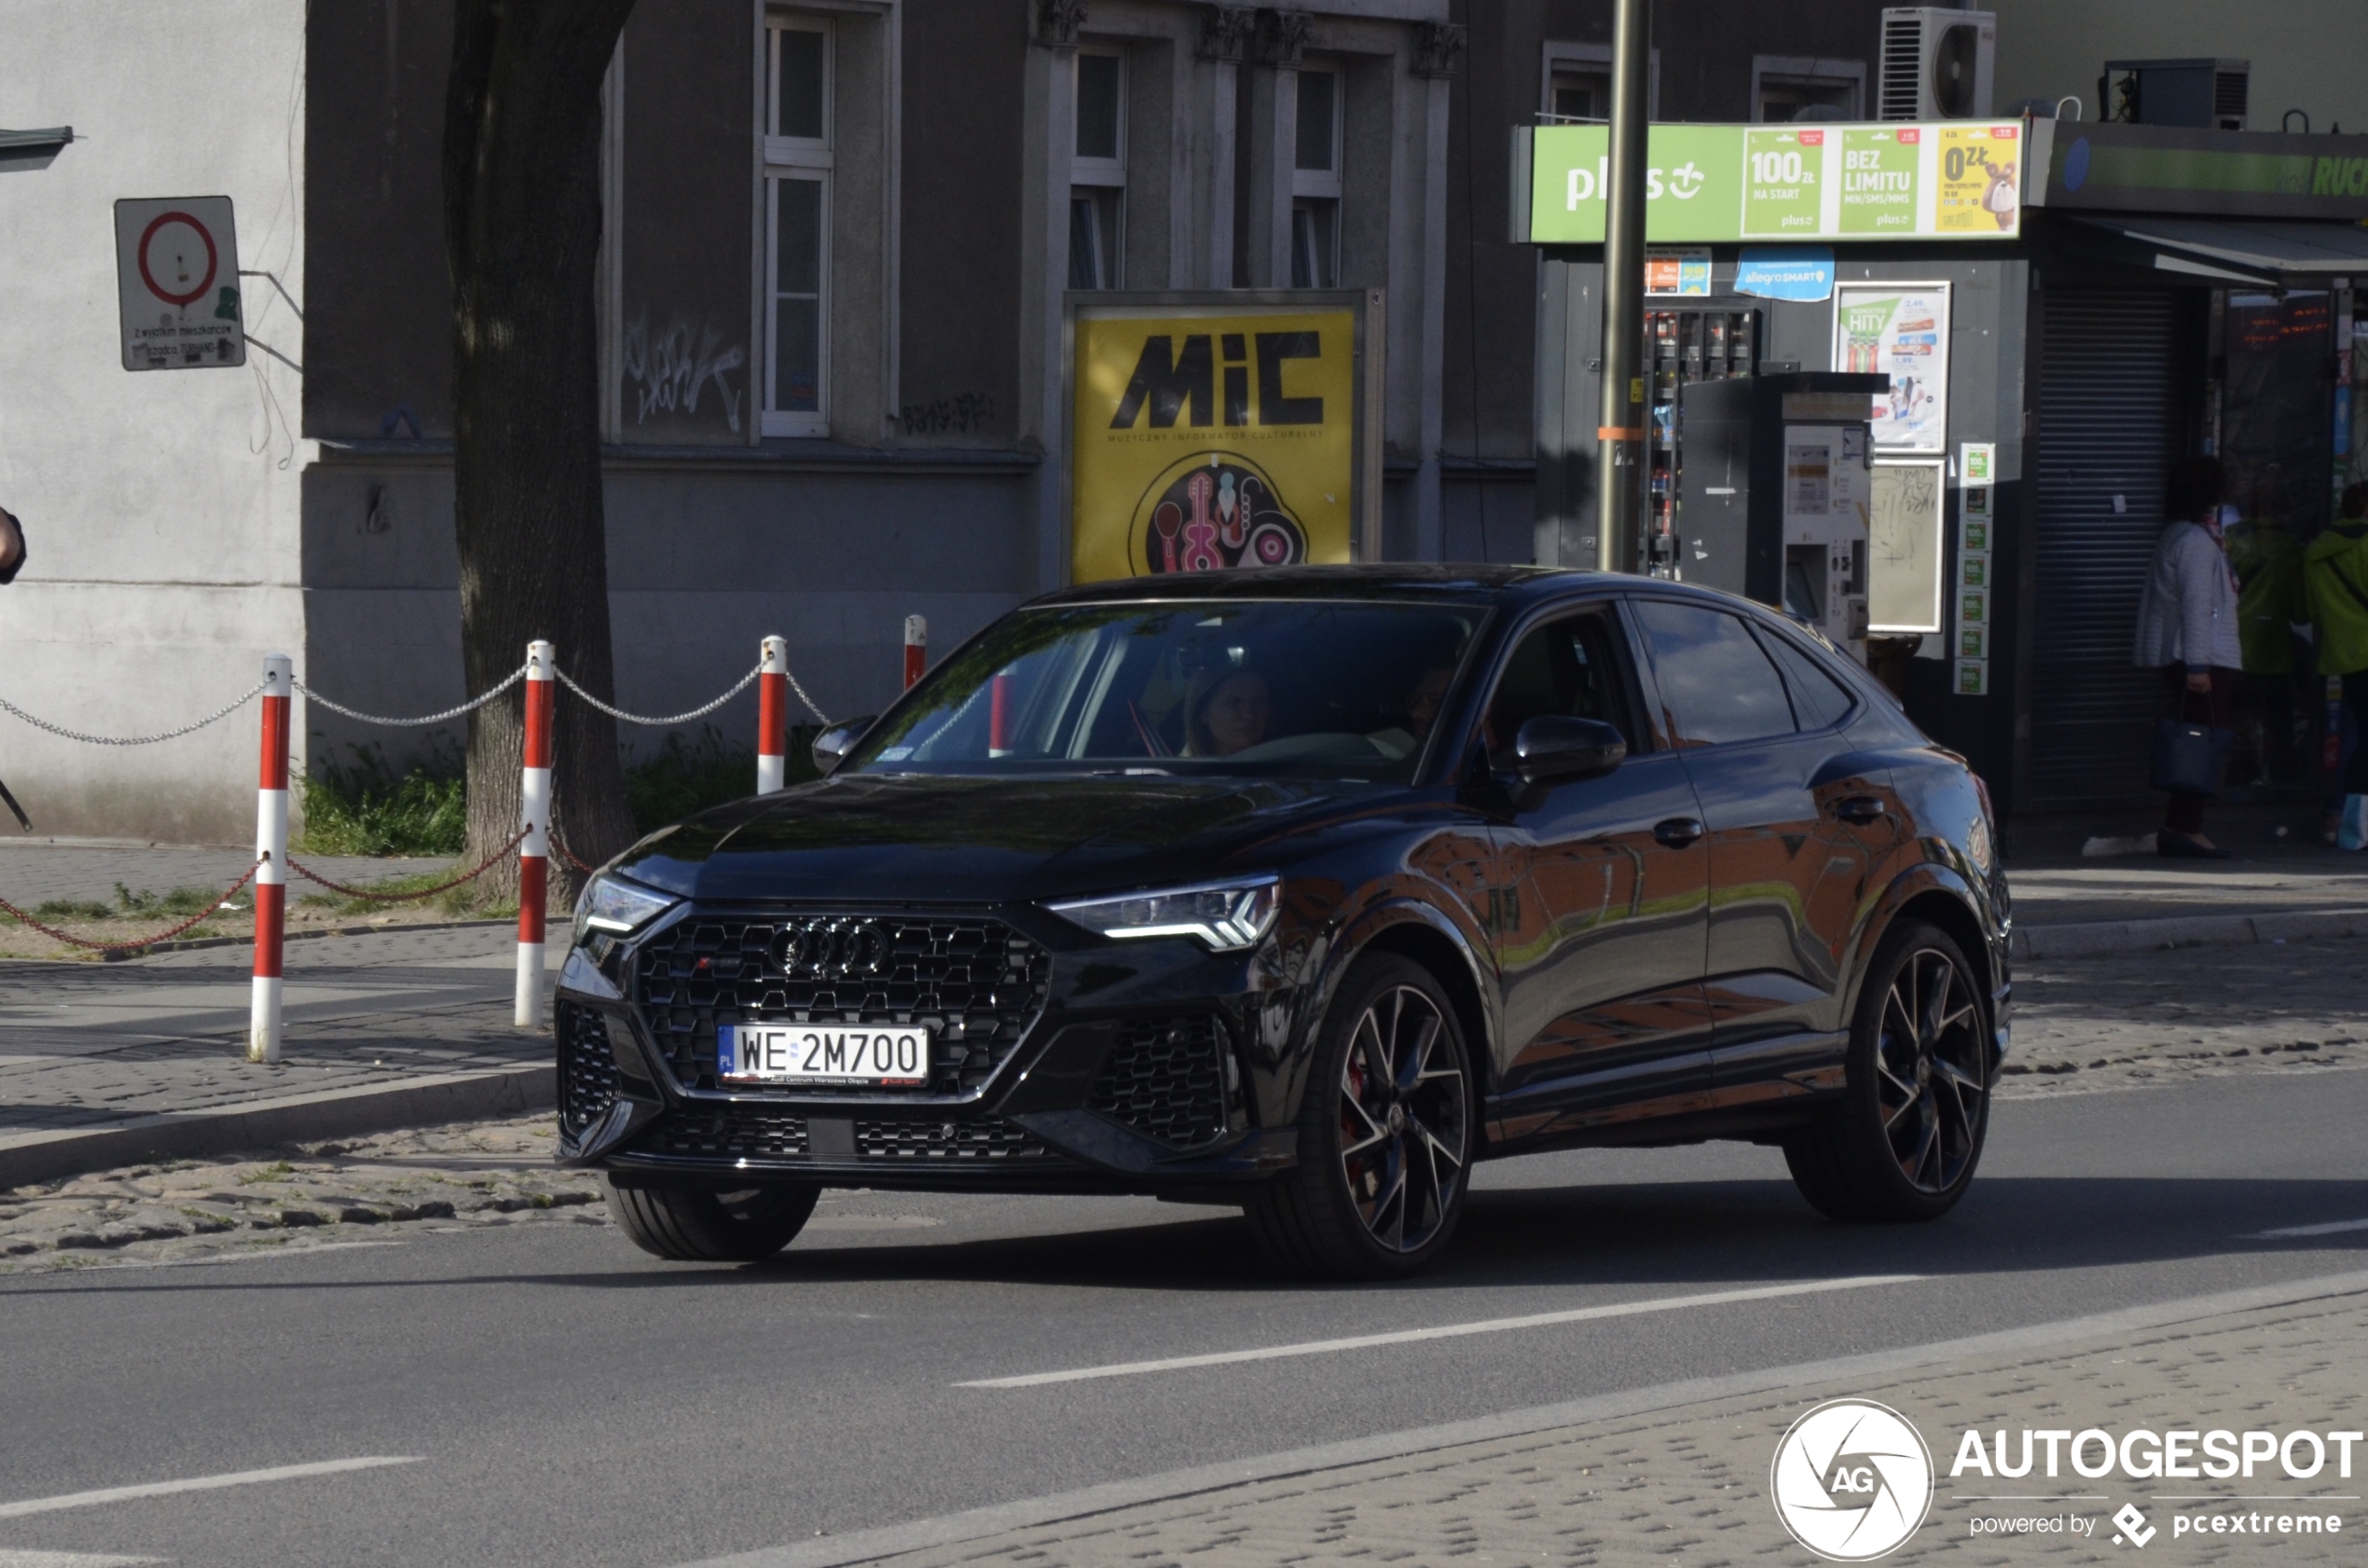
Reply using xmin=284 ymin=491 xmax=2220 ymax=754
xmin=1934 ymin=122 xmax=2022 ymax=235
xmin=1070 ymin=306 xmax=1357 ymax=585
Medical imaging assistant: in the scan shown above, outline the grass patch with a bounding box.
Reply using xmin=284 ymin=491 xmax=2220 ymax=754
xmin=25 ymin=886 xmax=245 ymax=924
xmin=299 ymin=744 xmax=466 ymax=858
xmin=623 ymin=724 xmax=818 ymax=833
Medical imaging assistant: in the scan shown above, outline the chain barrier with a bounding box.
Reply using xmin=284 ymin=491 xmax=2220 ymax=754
xmin=551 ymin=663 xmax=764 ymax=727
xmin=547 ymin=826 xmax=601 ymax=876
xmin=0 ymin=681 xmax=270 ymax=748
xmin=285 ymin=829 xmax=530 ymax=903
xmin=292 ymin=665 xmax=529 ymax=727
xmin=0 ymin=861 xmax=264 ymax=953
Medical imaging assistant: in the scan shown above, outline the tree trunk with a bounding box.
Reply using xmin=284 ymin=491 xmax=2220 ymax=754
xmin=444 ymin=0 xmax=640 ymax=904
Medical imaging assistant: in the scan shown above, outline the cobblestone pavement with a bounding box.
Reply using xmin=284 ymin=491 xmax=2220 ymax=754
xmin=868 ymin=1294 xmax=2368 ymax=1567
xmin=0 ymin=924 xmax=553 ymax=1137
xmin=0 ymin=1116 xmax=606 ymax=1273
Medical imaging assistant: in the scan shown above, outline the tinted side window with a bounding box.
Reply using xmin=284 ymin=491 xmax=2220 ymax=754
xmin=1758 ymin=629 xmax=1857 ymax=732
xmin=1631 ymin=599 xmax=1794 ymax=748
xmin=1485 ymin=610 xmax=1635 ymax=756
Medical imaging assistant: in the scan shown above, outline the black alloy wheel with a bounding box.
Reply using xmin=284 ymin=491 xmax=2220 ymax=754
xmin=605 ymin=1177 xmax=820 ymax=1261
xmin=1247 ymin=955 xmax=1474 ymax=1279
xmin=1785 ymin=919 xmax=1990 ymax=1223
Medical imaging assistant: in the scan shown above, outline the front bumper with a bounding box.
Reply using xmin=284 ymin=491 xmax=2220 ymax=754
xmin=551 ymin=902 xmax=1307 ymax=1192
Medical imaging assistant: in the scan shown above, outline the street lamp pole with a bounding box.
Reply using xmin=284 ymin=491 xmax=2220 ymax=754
xmin=1594 ymin=0 xmax=1651 ymax=573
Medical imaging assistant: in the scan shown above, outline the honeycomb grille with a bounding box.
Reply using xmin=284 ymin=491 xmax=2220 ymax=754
xmin=632 ymin=914 xmax=1052 ymax=1095
xmin=854 ymin=1119 xmax=1055 ymax=1162
xmin=1088 ymin=1014 xmax=1231 ymax=1149
xmin=557 ymin=1002 xmax=622 ymax=1135
xmin=641 ymin=1106 xmax=809 ymax=1160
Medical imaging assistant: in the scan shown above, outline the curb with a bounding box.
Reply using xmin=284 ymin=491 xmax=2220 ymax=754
xmin=0 ymin=1063 xmax=554 ymax=1191
xmin=2011 ymin=906 xmax=2368 ymax=962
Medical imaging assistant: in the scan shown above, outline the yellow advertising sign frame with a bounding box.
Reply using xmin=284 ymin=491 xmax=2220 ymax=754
xmin=1065 ymin=291 xmax=1383 ymax=585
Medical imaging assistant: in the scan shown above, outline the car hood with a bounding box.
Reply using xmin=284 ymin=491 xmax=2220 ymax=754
xmin=613 ymin=772 xmax=1370 ymax=904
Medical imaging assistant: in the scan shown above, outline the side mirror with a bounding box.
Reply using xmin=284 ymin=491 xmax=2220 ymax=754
xmin=811 ymin=716 xmax=876 ymax=777
xmin=1511 ymin=715 xmax=1626 ymax=786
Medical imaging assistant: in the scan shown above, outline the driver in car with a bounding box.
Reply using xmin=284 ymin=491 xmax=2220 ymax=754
xmin=1185 ymin=667 xmax=1272 ymax=758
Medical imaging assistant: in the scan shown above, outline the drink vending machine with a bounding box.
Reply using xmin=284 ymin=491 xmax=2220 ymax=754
xmin=1672 ymin=372 xmax=1891 ymax=662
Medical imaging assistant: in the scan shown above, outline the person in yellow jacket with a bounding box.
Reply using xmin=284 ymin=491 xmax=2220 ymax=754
xmin=2305 ymin=482 xmax=2368 ymax=847
xmin=2225 ymin=495 xmax=2306 ymax=783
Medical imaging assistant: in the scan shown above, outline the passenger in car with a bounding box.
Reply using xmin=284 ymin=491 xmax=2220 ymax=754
xmin=1185 ymin=667 xmax=1273 ymax=758
xmin=1370 ymin=664 xmax=1457 ymax=760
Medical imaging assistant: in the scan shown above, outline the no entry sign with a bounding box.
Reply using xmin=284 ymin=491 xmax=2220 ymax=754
xmin=113 ymin=196 xmax=246 ymax=371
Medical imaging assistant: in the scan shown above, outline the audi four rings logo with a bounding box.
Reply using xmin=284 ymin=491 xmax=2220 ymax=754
xmin=775 ymin=919 xmax=891 ymax=978
xmin=1770 ymin=1399 xmax=1934 ymax=1561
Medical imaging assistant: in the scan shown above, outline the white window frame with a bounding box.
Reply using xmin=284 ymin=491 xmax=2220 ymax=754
xmin=764 ymin=15 xmax=833 ymax=437
xmin=1290 ymin=63 xmax=1342 ymax=290
xmin=1750 ymin=56 xmax=1865 ymax=123
xmin=1068 ymin=45 xmax=1126 ymax=292
xmin=1539 ymin=41 xmax=1659 ymax=123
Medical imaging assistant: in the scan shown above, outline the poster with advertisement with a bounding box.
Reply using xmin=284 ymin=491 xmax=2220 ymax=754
xmin=1645 ymin=248 xmax=1713 ymax=296
xmin=1934 ymin=123 xmax=2021 ymax=234
xmin=1068 ymin=293 xmax=1378 ymax=585
xmin=1833 ymin=282 xmax=1951 ymax=452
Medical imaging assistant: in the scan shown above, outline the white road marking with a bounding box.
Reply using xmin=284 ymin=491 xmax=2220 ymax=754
xmin=2250 ymin=1217 xmax=2368 ymax=1239
xmin=0 ymin=1458 xmax=420 ymax=1520
xmin=957 ymin=1274 xmax=1922 ymax=1389
xmin=0 ymin=1553 xmax=165 ymax=1567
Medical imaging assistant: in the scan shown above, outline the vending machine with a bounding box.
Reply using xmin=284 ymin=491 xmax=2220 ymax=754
xmin=1673 ymin=372 xmax=1890 ymax=661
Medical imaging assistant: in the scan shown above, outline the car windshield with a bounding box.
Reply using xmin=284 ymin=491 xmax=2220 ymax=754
xmin=847 ymin=599 xmax=1487 ymax=782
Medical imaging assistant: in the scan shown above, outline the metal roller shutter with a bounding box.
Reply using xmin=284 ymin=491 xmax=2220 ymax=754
xmin=2027 ymin=288 xmax=2182 ymax=807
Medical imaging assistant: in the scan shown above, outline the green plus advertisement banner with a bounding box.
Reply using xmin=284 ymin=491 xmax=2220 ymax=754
xmin=1528 ymin=121 xmax=2023 ymax=244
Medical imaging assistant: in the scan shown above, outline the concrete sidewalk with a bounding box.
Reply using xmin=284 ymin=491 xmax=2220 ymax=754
xmin=0 ymin=921 xmax=561 ymax=1189
xmin=719 ymin=1273 xmax=2368 ymax=1568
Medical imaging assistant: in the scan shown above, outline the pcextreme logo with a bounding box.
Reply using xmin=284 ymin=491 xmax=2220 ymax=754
xmin=1770 ymin=1399 xmax=1934 ymax=1561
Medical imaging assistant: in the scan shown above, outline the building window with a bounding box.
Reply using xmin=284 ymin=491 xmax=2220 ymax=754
xmin=764 ymin=17 xmax=832 ymax=435
xmin=1290 ymin=65 xmax=1341 ymax=289
xmin=1540 ymin=43 xmax=1657 ymax=123
xmin=1069 ymin=47 xmax=1125 ymax=290
xmin=1548 ymin=68 xmax=1609 ymax=121
xmin=1753 ymin=57 xmax=1865 ymax=123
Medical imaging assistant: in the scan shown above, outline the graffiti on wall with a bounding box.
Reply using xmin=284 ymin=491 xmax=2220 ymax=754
xmin=621 ymin=310 xmax=746 ymax=433
xmin=900 ymin=392 xmax=997 ymax=436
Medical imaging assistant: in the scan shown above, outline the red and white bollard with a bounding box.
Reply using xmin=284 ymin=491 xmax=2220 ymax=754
xmin=249 ymin=654 xmax=292 ymax=1065
xmin=756 ymin=635 xmax=789 ymax=794
xmin=903 ymin=614 xmax=928 ymax=690
xmin=516 ymin=640 xmax=555 ymax=1029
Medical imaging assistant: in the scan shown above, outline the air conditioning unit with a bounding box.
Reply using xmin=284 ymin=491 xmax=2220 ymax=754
xmin=1879 ymin=8 xmax=1997 ymax=121
xmin=2099 ymin=59 xmax=2250 ymax=131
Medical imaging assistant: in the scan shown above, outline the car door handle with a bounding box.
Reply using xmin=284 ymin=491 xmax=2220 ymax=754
xmin=1653 ymin=816 xmax=1705 ymax=848
xmin=1832 ymin=794 xmax=1889 ymax=825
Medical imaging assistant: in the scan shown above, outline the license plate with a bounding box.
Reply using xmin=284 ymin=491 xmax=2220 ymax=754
xmin=719 ymin=1025 xmax=931 ymax=1087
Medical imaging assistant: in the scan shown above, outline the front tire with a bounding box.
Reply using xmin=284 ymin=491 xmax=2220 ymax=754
xmin=604 ymin=1176 xmax=819 ymax=1261
xmin=1785 ymin=919 xmax=1991 ymax=1223
xmin=1246 ymin=955 xmax=1475 ymax=1279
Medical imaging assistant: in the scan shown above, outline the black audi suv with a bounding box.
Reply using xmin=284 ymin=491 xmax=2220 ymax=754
xmin=554 ymin=567 xmax=2010 ymax=1278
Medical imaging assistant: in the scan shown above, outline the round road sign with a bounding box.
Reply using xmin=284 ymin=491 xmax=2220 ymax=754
xmin=136 ymin=211 xmax=219 ymax=309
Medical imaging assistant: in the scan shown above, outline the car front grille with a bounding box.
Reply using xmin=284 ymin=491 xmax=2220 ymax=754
xmin=630 ymin=1107 xmax=1057 ymax=1164
xmin=1088 ymin=1014 xmax=1232 ymax=1149
xmin=641 ymin=1106 xmax=811 ymax=1160
xmin=854 ymin=1118 xmax=1055 ymax=1162
xmin=557 ymin=1001 xmax=621 ymax=1135
xmin=632 ymin=914 xmax=1052 ymax=1096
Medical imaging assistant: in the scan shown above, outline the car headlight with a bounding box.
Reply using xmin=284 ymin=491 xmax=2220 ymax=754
xmin=573 ymin=874 xmax=679 ymax=935
xmin=1047 ymin=875 xmax=1280 ymax=952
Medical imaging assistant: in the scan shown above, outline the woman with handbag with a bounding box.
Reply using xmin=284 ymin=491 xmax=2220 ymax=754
xmin=2304 ymin=482 xmax=2368 ymax=849
xmin=2132 ymin=458 xmax=2241 ymax=859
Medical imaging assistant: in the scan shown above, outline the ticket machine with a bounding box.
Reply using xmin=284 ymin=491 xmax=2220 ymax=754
xmin=1673 ymin=372 xmax=1889 ymax=662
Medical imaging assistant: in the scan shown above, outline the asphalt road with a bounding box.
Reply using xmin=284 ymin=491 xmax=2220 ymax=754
xmin=2 ymin=1061 xmax=2364 ymax=1567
